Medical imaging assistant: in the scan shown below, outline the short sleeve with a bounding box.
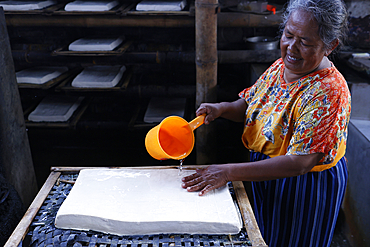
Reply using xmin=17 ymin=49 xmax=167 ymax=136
xmin=239 ymin=84 xmax=257 ymax=105
xmin=286 ymin=77 xmax=351 ymax=164
xmin=239 ymin=59 xmax=283 ymax=105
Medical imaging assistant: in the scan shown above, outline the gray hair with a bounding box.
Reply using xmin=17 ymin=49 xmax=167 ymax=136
xmin=280 ymin=0 xmax=348 ymax=53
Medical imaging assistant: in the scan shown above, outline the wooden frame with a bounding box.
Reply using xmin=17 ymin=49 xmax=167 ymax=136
xmin=24 ymin=97 xmax=90 ymax=129
xmin=5 ymin=166 xmax=267 ymax=247
xmin=17 ymin=69 xmax=79 ymax=90
xmin=55 ymin=67 xmax=133 ymax=93
xmin=52 ymin=40 xmax=133 ymax=57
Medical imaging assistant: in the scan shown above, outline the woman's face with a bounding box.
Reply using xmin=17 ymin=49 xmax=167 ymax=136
xmin=280 ymin=9 xmax=329 ymax=81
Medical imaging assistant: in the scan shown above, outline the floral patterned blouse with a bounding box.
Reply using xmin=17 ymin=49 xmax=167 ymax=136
xmin=239 ymin=58 xmax=351 ymax=172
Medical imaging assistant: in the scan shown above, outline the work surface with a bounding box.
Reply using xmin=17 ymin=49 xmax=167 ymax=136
xmin=5 ymin=166 xmax=267 ymax=247
xmin=55 ymin=168 xmax=242 ymax=235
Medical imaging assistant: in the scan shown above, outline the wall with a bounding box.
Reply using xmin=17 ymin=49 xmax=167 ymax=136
xmin=344 ymin=120 xmax=370 ymax=247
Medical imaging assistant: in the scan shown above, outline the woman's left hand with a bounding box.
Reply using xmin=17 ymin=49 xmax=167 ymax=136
xmin=181 ymin=165 xmax=229 ymax=196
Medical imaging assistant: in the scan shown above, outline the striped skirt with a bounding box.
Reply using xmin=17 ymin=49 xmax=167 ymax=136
xmin=250 ymin=152 xmax=348 ymax=247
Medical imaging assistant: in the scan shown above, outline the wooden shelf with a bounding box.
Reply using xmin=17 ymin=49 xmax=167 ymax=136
xmin=4 ymin=9 xmax=282 ymax=28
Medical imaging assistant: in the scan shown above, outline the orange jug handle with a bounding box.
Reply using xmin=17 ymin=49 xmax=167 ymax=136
xmin=188 ymin=114 xmax=205 ymax=131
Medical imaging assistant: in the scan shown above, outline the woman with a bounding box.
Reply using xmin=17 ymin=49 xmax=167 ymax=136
xmin=181 ymin=0 xmax=351 ymax=246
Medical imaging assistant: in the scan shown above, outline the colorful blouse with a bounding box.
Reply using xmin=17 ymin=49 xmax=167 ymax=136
xmin=239 ymin=58 xmax=351 ymax=172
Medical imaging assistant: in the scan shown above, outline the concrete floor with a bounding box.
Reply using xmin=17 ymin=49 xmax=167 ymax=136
xmin=331 ymin=232 xmax=351 ymax=247
xmin=330 ymin=210 xmax=352 ymax=247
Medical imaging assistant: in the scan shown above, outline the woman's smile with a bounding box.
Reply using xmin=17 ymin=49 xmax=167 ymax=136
xmin=286 ymin=54 xmax=301 ymax=63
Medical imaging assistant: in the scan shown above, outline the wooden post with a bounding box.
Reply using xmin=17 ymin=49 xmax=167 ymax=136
xmin=0 ymin=8 xmax=38 ymax=207
xmin=195 ymin=0 xmax=218 ymax=164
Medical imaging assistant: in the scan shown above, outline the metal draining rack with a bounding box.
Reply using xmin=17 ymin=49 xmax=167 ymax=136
xmin=5 ymin=167 xmax=267 ymax=247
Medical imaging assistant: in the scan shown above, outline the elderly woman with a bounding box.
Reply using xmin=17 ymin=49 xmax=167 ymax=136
xmin=181 ymin=0 xmax=351 ymax=246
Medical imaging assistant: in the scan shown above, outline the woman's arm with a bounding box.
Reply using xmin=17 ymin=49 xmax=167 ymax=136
xmin=182 ymin=152 xmax=324 ymax=196
xmin=196 ymin=98 xmax=247 ymax=124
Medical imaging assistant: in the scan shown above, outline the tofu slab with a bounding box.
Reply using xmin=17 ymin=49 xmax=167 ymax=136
xmin=65 ymin=0 xmax=119 ymax=11
xmin=136 ymin=0 xmax=186 ymax=11
xmin=28 ymin=95 xmax=84 ymax=122
xmin=68 ymin=36 xmax=124 ymax=51
xmin=71 ymin=65 xmax=126 ymax=88
xmin=16 ymin=66 xmax=68 ymax=84
xmin=55 ymin=169 xmax=242 ymax=236
xmin=0 ymin=0 xmax=56 ymax=10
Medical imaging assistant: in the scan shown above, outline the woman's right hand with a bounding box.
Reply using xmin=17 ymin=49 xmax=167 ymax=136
xmin=197 ymin=99 xmax=247 ymax=123
xmin=196 ymin=103 xmax=223 ymax=124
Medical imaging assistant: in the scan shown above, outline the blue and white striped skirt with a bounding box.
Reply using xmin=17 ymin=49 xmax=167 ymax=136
xmin=250 ymin=152 xmax=348 ymax=247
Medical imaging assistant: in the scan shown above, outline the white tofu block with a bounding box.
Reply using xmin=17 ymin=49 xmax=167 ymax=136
xmin=136 ymin=0 xmax=186 ymax=11
xmin=16 ymin=66 xmax=68 ymax=85
xmin=144 ymin=97 xmax=186 ymax=123
xmin=64 ymin=0 xmax=119 ymax=11
xmin=55 ymin=169 xmax=242 ymax=235
xmin=0 ymin=0 xmax=56 ymax=10
xmin=68 ymin=36 xmax=124 ymax=51
xmin=71 ymin=65 xmax=126 ymax=88
xmin=28 ymin=95 xmax=84 ymax=122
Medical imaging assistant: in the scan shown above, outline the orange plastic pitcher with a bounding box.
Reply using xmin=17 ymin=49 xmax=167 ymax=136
xmin=145 ymin=114 xmax=205 ymax=160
